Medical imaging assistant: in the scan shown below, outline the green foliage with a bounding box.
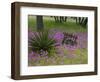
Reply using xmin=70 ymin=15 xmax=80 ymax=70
xmin=29 ymin=31 xmax=56 ymax=53
xmin=48 ymin=47 xmax=56 ymax=57
xmin=28 ymin=16 xmax=37 ymax=31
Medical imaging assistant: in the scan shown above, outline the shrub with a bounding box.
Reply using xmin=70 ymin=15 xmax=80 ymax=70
xmin=62 ymin=32 xmax=77 ymax=46
xmin=29 ymin=31 xmax=56 ymax=56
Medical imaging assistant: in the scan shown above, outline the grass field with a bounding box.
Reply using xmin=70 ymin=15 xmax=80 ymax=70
xmin=28 ymin=16 xmax=87 ymax=33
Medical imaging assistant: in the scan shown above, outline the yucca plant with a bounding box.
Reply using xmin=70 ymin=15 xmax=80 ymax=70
xmin=29 ymin=31 xmax=56 ymax=55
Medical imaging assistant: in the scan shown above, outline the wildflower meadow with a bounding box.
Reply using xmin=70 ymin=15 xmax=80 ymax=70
xmin=28 ymin=15 xmax=88 ymax=66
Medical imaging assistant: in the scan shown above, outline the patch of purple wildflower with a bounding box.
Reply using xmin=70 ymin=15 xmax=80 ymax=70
xmin=53 ymin=32 xmax=64 ymax=43
xmin=28 ymin=29 xmax=87 ymax=66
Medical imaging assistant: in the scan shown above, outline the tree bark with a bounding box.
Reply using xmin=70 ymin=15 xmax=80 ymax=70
xmin=36 ymin=16 xmax=44 ymax=30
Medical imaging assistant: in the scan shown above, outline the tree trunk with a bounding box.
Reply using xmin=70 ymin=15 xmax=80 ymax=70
xmin=36 ymin=16 xmax=44 ymax=30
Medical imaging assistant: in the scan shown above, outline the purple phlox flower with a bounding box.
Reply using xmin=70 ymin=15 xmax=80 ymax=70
xmin=54 ymin=32 xmax=64 ymax=40
xmin=64 ymin=44 xmax=78 ymax=50
xmin=29 ymin=51 xmax=39 ymax=58
xmin=39 ymin=49 xmax=48 ymax=56
xmin=48 ymin=32 xmax=55 ymax=39
xmin=76 ymin=32 xmax=87 ymax=49
xmin=28 ymin=30 xmax=35 ymax=40
xmin=53 ymin=32 xmax=64 ymax=43
xmin=28 ymin=51 xmax=34 ymax=60
xmin=54 ymin=43 xmax=61 ymax=47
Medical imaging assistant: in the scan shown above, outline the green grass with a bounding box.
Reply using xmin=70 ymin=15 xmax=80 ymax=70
xmin=28 ymin=16 xmax=37 ymax=31
xmin=28 ymin=16 xmax=87 ymax=33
